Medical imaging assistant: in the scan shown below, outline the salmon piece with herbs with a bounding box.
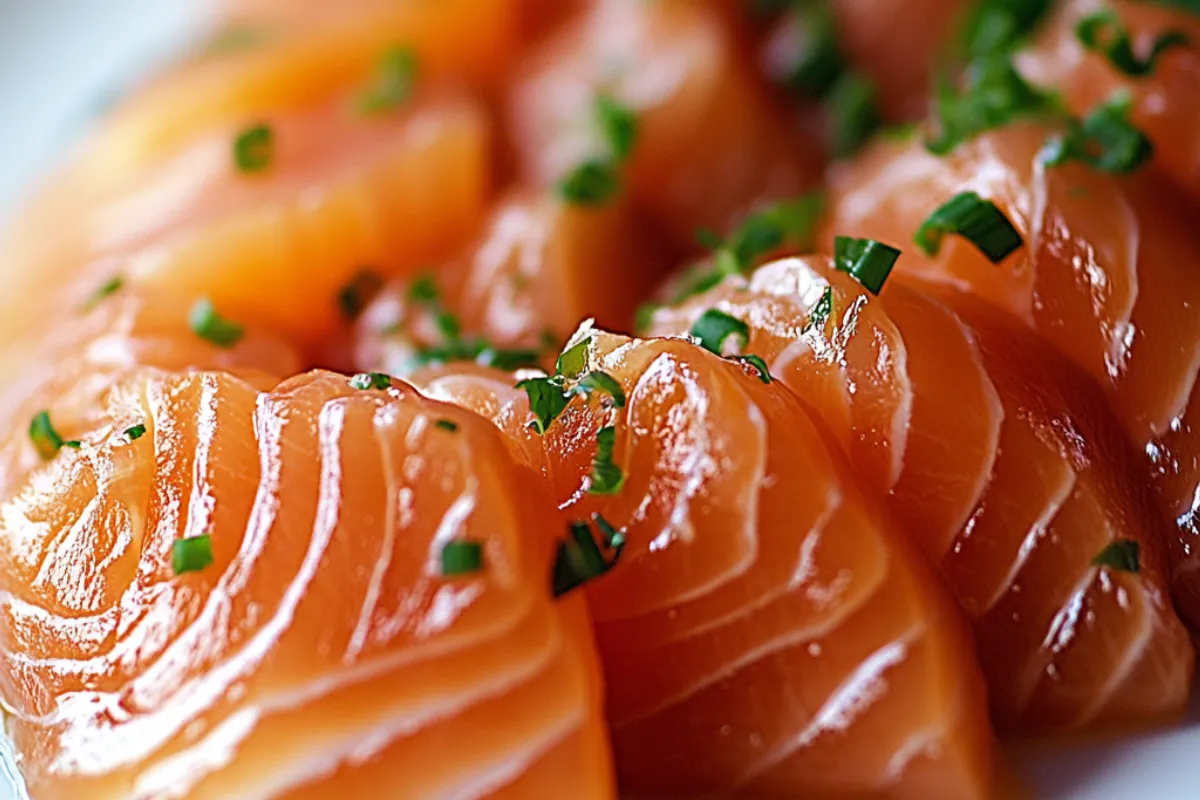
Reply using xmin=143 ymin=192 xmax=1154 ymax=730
xmin=0 ymin=302 xmax=612 ymax=798
xmin=647 ymin=255 xmax=1193 ymax=731
xmin=416 ymin=329 xmax=996 ymax=797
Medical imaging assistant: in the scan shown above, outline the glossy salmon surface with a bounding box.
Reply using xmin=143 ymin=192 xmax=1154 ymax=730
xmin=825 ymin=123 xmax=1200 ymax=626
xmin=0 ymin=306 xmax=613 ymax=799
xmin=417 ymin=329 xmax=997 ymax=797
xmin=648 ymin=256 xmax=1193 ymax=732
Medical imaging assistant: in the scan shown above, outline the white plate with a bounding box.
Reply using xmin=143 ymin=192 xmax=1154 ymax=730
xmin=0 ymin=2 xmax=1196 ymax=797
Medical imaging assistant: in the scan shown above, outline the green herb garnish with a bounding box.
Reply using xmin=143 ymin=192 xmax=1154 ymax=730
xmin=691 ymin=309 xmax=750 ymax=356
xmin=1092 ymin=539 xmax=1140 ymax=573
xmin=732 ymin=354 xmax=773 ymax=384
xmin=337 ymin=269 xmax=384 ymax=319
xmin=963 ymin=0 xmax=1054 ymax=58
xmin=434 ymin=419 xmax=459 ymax=432
xmin=1076 ymin=10 xmax=1187 ymax=77
xmin=516 ymin=376 xmax=571 ymax=435
xmin=556 ymin=160 xmax=621 ymax=205
xmin=828 ymin=71 xmax=881 ymax=159
xmin=803 ymin=286 xmax=834 ymax=332
xmin=555 ymin=337 xmax=591 ymax=379
xmin=552 ymin=515 xmax=625 ymax=597
xmin=588 ymin=426 xmax=625 ymax=495
xmin=357 ymin=46 xmax=419 ymax=115
xmin=595 ymin=93 xmax=638 ymax=161
xmin=125 ymin=424 xmax=147 ymax=441
xmin=914 ymin=191 xmax=1024 ymax=262
xmin=557 ymin=94 xmax=639 ymax=206
xmin=172 ymin=535 xmax=214 ymax=575
xmin=441 ymin=540 xmax=484 ymax=576
xmin=407 ymin=272 xmax=440 ymax=304
xmin=574 ymin=371 xmax=627 ymax=408
xmin=1040 ymin=91 xmax=1153 ymax=173
xmin=833 ymin=236 xmax=901 ymax=295
xmin=350 ymin=372 xmax=393 ymax=390
xmin=82 ymin=276 xmax=123 ymax=311
xmin=766 ymin=3 xmax=844 ymax=99
xmin=233 ymin=123 xmax=273 ymax=173
xmin=189 ymin=298 xmax=245 ymax=348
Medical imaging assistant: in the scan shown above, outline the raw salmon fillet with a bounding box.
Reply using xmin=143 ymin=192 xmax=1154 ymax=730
xmin=648 ymin=255 xmax=1193 ymax=732
xmin=0 ymin=304 xmax=614 ymax=799
xmin=507 ymin=0 xmax=820 ymax=247
xmin=825 ymin=123 xmax=1200 ymax=628
xmin=416 ymin=329 xmax=997 ymax=798
xmin=2 ymin=89 xmax=489 ymax=355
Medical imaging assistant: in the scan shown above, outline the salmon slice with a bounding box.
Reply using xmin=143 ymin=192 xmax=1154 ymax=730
xmin=646 ymin=255 xmax=1193 ymax=732
xmin=415 ymin=328 xmax=996 ymax=797
xmin=507 ymin=0 xmax=820 ymax=247
xmin=0 ymin=336 xmax=613 ymax=798
xmin=2 ymin=89 xmax=489 ymax=356
xmin=1019 ymin=0 xmax=1200 ymax=198
xmin=825 ymin=124 xmax=1200 ymax=626
xmin=352 ymin=189 xmax=664 ymax=377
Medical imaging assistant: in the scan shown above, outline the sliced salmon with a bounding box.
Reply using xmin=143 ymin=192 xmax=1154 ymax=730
xmin=1 ymin=89 xmax=490 ymax=357
xmin=825 ymin=123 xmax=1200 ymax=626
xmin=350 ymin=188 xmax=663 ymax=378
xmin=647 ymin=255 xmax=1193 ymax=732
xmin=0 ymin=327 xmax=613 ymax=798
xmin=1019 ymin=0 xmax=1200 ymax=198
xmin=416 ymin=329 xmax=996 ymax=797
xmin=507 ymin=0 xmax=820 ymax=247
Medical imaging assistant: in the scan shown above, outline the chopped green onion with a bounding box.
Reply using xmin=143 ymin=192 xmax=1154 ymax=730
xmin=575 ymin=371 xmax=627 ymax=408
xmin=233 ymin=123 xmax=273 ymax=173
xmin=691 ymin=309 xmax=750 ymax=356
xmin=1041 ymin=92 xmax=1153 ymax=174
xmin=434 ymin=309 xmax=462 ymax=341
xmin=962 ymin=0 xmax=1054 ymax=58
xmin=732 ymin=354 xmax=773 ymax=384
xmin=595 ymin=94 xmax=638 ymax=161
xmin=441 ymin=540 xmax=484 ymax=576
xmin=82 ymin=276 xmax=123 ymax=311
xmin=189 ymin=298 xmax=245 ymax=348
xmin=30 ymin=412 xmax=65 ymax=460
xmin=556 ymin=160 xmax=620 ymax=205
xmin=63 ymin=440 xmax=82 ymax=450
xmin=833 ymin=236 xmax=901 ymax=295
xmin=588 ymin=426 xmax=625 ymax=495
xmin=1076 ymin=10 xmax=1188 ymax=78
xmin=414 ymin=338 xmax=541 ymax=371
xmin=914 ymin=191 xmax=1024 ymax=262
xmin=479 ymin=347 xmax=543 ymax=372
xmin=517 ymin=376 xmax=571 ymax=435
xmin=172 ymin=535 xmax=214 ymax=575
xmin=803 ymin=286 xmax=834 ymax=332
xmin=1092 ymin=539 xmax=1140 ymax=573
xmin=125 ymin=424 xmax=147 ymax=441
xmin=357 ymin=46 xmax=419 ymax=115
xmin=926 ymin=55 xmax=1061 ymax=155
xmin=552 ymin=515 xmax=624 ymax=597
xmin=350 ymin=372 xmax=393 ymax=390
xmin=407 ymin=273 xmax=440 ymax=304
xmin=555 ymin=338 xmax=591 ymax=379
xmin=765 ymin=4 xmax=844 ymax=99
xmin=828 ymin=71 xmax=881 ymax=159
xmin=337 ymin=269 xmax=384 ymax=319
xmin=434 ymin=419 xmax=459 ymax=432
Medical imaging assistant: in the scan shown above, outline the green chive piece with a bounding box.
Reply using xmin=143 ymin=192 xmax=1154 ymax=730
xmin=1077 ymin=10 xmax=1188 ymax=78
xmin=732 ymin=354 xmax=773 ymax=384
xmin=575 ymin=371 xmax=627 ymax=408
xmin=125 ymin=424 xmax=147 ymax=441
xmin=63 ymin=440 xmax=82 ymax=450
xmin=552 ymin=515 xmax=624 ymax=597
xmin=556 ymin=160 xmax=621 ymax=205
xmin=434 ymin=419 xmax=459 ymax=432
xmin=337 ymin=269 xmax=384 ymax=319
xmin=803 ymin=286 xmax=834 ymax=333
xmin=350 ymin=372 xmax=393 ymax=390
xmin=555 ymin=338 xmax=592 ymax=380
xmin=914 ymin=191 xmax=1024 ymax=262
xmin=833 ymin=236 xmax=901 ymax=295
xmin=828 ymin=71 xmax=881 ymax=159
xmin=82 ymin=275 xmax=123 ymax=311
xmin=765 ymin=3 xmax=844 ymax=99
xmin=233 ymin=123 xmax=273 ymax=173
xmin=441 ymin=540 xmax=484 ymax=576
xmin=189 ymin=298 xmax=245 ymax=348
xmin=588 ymin=426 xmax=625 ymax=495
xmin=172 ymin=535 xmax=214 ymax=575
xmin=1041 ymin=92 xmax=1153 ymax=174
xmin=407 ymin=272 xmax=440 ymax=304
xmin=357 ymin=46 xmax=419 ymax=115
xmin=517 ymin=376 xmax=571 ymax=435
xmin=595 ymin=93 xmax=638 ymax=161
xmin=691 ymin=309 xmax=750 ymax=356
xmin=963 ymin=0 xmax=1053 ymax=58
xmin=434 ymin=309 xmax=462 ymax=341
xmin=479 ymin=347 xmax=543 ymax=371
xmin=30 ymin=411 xmax=67 ymax=460
xmin=925 ymin=55 xmax=1061 ymax=155
xmin=1092 ymin=539 xmax=1140 ymax=573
